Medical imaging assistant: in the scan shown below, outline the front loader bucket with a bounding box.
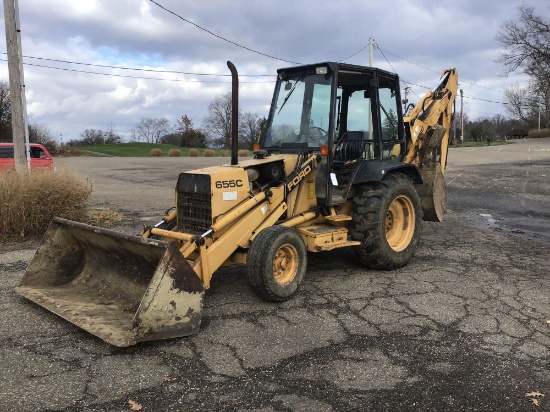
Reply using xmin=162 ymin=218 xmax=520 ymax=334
xmin=16 ymin=217 xmax=204 ymax=347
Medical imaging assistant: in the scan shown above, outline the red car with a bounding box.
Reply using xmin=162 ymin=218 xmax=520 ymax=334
xmin=0 ymin=143 xmax=54 ymax=170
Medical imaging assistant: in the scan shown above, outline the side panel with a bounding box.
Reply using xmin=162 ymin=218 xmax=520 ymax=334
xmin=177 ymin=168 xmax=250 ymax=234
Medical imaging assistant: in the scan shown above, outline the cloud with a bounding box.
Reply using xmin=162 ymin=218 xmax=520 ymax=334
xmin=0 ymin=0 xmax=545 ymax=140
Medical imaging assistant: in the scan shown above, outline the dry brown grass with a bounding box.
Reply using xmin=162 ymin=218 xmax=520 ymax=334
xmin=188 ymin=148 xmax=199 ymax=157
xmin=238 ymin=149 xmax=249 ymax=157
xmin=86 ymin=208 xmax=127 ymax=227
xmin=528 ymin=128 xmax=550 ymax=138
xmin=55 ymin=146 xmax=87 ymax=157
xmin=168 ymin=148 xmax=182 ymax=157
xmin=0 ymin=170 xmax=91 ymax=239
xmin=220 ymin=150 xmax=228 ymax=157
xmin=150 ymin=148 xmax=162 ymax=157
xmin=204 ymin=149 xmax=215 ymax=157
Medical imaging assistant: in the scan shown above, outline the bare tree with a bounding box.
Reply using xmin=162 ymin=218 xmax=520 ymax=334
xmin=503 ymin=81 xmax=549 ymax=129
xmin=129 ymin=128 xmax=138 ymax=142
xmin=105 ymin=121 xmax=122 ymax=144
xmin=28 ymin=123 xmax=53 ymax=144
xmin=496 ymin=5 xmax=550 ymax=76
xmin=503 ymin=84 xmax=530 ymax=123
xmin=0 ymin=81 xmax=12 ymax=142
xmin=204 ymin=92 xmax=239 ymax=148
xmin=136 ymin=117 xmax=172 ymax=143
xmin=497 ymin=5 xmax=550 ymax=128
xmin=76 ymin=129 xmax=105 ymax=145
xmin=239 ymin=113 xmax=264 ymax=149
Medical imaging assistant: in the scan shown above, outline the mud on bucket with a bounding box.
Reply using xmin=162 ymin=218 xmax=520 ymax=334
xmin=16 ymin=217 xmax=204 ymax=347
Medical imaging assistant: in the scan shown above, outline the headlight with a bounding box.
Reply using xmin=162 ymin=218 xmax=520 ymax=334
xmin=246 ymin=168 xmax=260 ymax=182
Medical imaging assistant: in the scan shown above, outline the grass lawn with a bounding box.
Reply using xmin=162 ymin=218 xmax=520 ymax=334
xmin=75 ymin=140 xmax=516 ymax=157
xmin=76 ymin=143 xmax=248 ymax=157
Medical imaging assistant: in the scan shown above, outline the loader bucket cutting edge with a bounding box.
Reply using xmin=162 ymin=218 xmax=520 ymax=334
xmin=16 ymin=217 xmax=204 ymax=347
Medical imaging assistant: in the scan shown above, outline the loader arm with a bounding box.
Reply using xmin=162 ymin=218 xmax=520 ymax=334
xmin=149 ymin=153 xmax=319 ymax=289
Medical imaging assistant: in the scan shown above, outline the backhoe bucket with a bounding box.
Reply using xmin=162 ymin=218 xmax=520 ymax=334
xmin=16 ymin=217 xmax=204 ymax=347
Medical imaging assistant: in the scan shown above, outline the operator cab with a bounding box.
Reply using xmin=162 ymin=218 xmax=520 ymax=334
xmin=259 ymin=62 xmax=406 ymax=206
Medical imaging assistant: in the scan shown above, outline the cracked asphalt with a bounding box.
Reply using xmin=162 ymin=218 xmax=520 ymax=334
xmin=1 ymin=138 xmax=549 ymax=411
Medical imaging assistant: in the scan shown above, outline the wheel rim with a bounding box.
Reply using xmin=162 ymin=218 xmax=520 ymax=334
xmin=385 ymin=195 xmax=415 ymax=252
xmin=273 ymin=243 xmax=299 ymax=285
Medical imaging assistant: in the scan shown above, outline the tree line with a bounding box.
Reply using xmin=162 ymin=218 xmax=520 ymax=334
xmin=69 ymin=92 xmax=265 ymax=150
xmin=0 ymin=82 xmax=264 ymax=150
xmin=452 ymin=112 xmax=526 ymax=143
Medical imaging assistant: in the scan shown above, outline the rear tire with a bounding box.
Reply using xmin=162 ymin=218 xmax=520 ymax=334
xmin=247 ymin=226 xmax=307 ymax=302
xmin=350 ymin=173 xmax=422 ymax=269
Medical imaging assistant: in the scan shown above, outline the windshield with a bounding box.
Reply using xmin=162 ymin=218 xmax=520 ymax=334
xmin=264 ymin=73 xmax=332 ymax=148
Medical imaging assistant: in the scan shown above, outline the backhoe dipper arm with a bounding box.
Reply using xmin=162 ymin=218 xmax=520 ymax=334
xmin=403 ymin=68 xmax=458 ymax=172
xmin=403 ymin=68 xmax=458 ymax=223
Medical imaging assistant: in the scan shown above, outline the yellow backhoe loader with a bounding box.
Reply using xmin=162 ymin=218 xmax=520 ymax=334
xmin=17 ymin=61 xmax=458 ymax=346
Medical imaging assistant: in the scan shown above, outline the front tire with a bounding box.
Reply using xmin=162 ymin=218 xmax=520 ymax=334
xmin=246 ymin=226 xmax=307 ymax=302
xmin=350 ymin=173 xmax=422 ymax=269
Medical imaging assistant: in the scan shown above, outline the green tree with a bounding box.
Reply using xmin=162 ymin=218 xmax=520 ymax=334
xmin=175 ymin=114 xmax=207 ymax=148
xmin=381 ymin=108 xmax=398 ymax=141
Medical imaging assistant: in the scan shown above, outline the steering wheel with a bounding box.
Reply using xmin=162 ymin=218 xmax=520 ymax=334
xmin=308 ymin=126 xmax=328 ymax=144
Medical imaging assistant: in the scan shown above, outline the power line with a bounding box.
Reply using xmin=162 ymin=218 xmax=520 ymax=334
xmin=463 ymin=93 xmax=508 ymax=105
xmin=374 ymin=40 xmax=510 ymax=110
xmin=374 ymin=41 xmax=506 ymax=94
xmin=375 ymin=42 xmax=423 ymax=99
xmin=375 ymin=43 xmax=399 ymax=76
xmin=458 ymin=79 xmax=505 ymax=94
xmin=0 ymin=58 xmax=275 ymax=83
xmin=337 ymin=43 xmax=370 ymax=63
xmin=467 ymin=108 xmax=502 ymax=117
xmin=375 ymin=43 xmax=441 ymax=75
xmin=0 ymin=52 xmax=275 ymax=77
xmin=148 ymin=0 xmax=302 ymax=65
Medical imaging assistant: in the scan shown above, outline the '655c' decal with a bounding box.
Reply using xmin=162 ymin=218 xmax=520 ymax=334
xmin=215 ymin=179 xmax=244 ymax=189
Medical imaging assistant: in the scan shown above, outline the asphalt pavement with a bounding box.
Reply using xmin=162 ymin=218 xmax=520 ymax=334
xmin=0 ymin=139 xmax=549 ymax=411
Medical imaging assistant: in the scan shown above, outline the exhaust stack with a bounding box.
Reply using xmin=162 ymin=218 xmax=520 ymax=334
xmin=227 ymin=61 xmax=239 ymax=165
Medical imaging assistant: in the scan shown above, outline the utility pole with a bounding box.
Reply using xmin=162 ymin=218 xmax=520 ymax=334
xmin=460 ymin=89 xmax=464 ymax=143
xmin=538 ymin=105 xmax=541 ymax=133
xmin=368 ymin=37 xmax=374 ymax=142
xmin=369 ymin=37 xmax=373 ymax=67
xmin=3 ymin=0 xmax=29 ymax=171
xmin=402 ymin=86 xmax=411 ymax=114
xmin=453 ymin=96 xmax=457 ymax=145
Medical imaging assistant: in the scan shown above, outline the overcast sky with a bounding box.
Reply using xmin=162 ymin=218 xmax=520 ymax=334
xmin=1 ymin=0 xmax=548 ymax=142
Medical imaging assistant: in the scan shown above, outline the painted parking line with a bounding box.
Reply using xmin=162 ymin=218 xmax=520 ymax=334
xmin=447 ymin=173 xmax=463 ymax=185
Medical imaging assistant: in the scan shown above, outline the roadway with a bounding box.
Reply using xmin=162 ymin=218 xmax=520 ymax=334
xmin=0 ymin=138 xmax=549 ymax=411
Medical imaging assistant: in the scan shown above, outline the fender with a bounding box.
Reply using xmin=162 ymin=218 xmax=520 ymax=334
xmin=350 ymin=159 xmax=423 ymax=186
